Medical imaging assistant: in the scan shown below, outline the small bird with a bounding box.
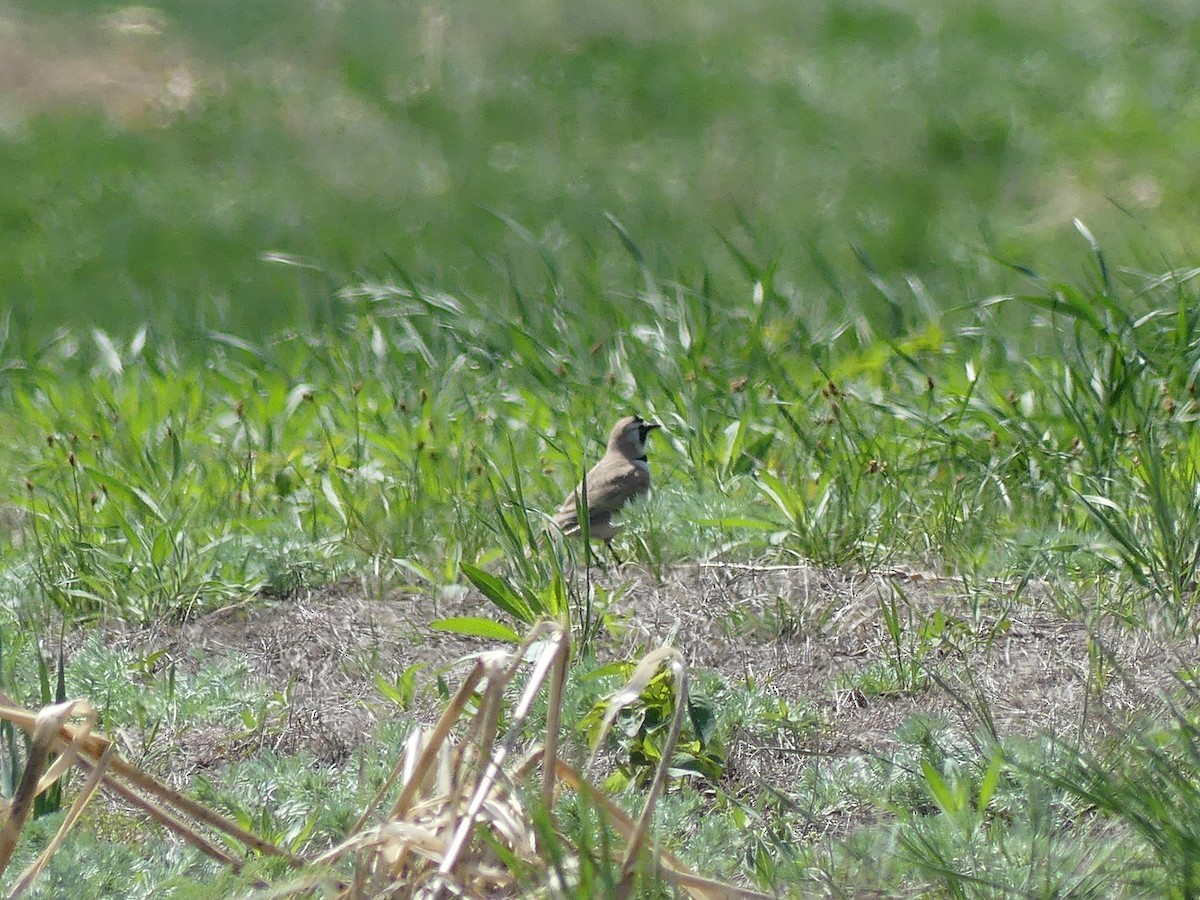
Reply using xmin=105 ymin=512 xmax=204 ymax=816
xmin=554 ymin=415 xmax=661 ymax=562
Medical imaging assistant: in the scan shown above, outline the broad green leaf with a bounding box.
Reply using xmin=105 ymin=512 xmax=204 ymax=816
xmin=921 ymin=759 xmax=960 ymax=816
xmin=460 ymin=562 xmax=534 ymax=624
xmin=429 ymin=617 xmax=521 ymax=642
xmin=150 ymin=529 xmax=174 ymax=568
xmin=696 ymin=516 xmax=783 ymax=531
xmin=583 ymin=660 xmax=633 ymax=681
xmin=84 ymin=468 xmax=166 ymax=522
xmin=978 ymin=748 xmax=1003 ymax=812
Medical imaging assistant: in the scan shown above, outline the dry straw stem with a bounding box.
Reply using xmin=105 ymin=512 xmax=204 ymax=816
xmin=0 ymin=698 xmax=93 ymax=876
xmin=304 ymin=622 xmax=764 ymax=899
xmin=9 ymin=741 xmax=116 ymax=899
xmin=312 ymin=621 xmax=570 ymax=897
xmin=0 ymin=690 xmax=303 ymax=895
xmin=585 ymin=645 xmax=690 ymax=887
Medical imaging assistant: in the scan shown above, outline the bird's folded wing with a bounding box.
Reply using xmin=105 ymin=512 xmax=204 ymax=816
xmin=588 ymin=465 xmax=650 ymax=514
xmin=556 ymin=459 xmax=648 ymax=523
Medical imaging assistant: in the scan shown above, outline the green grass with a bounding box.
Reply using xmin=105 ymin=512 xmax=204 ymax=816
xmin=4 ymin=0 xmax=1200 ymax=895
xmin=5 ymin=0 xmax=1200 ymax=339
xmin=5 ymin=244 xmax=1196 ymax=623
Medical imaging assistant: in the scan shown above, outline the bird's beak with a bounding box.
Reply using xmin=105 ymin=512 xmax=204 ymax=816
xmin=646 ymin=422 xmax=661 ymax=431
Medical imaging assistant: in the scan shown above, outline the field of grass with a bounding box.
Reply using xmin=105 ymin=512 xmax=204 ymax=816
xmin=3 ymin=0 xmax=1200 ymax=896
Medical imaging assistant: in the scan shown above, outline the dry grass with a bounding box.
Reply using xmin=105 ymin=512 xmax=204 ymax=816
xmin=607 ymin=563 xmax=1182 ymax=741
xmin=73 ymin=561 xmax=1190 ymax=854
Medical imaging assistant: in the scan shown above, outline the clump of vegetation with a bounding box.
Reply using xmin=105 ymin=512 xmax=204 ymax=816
xmin=0 ymin=625 xmax=775 ymax=899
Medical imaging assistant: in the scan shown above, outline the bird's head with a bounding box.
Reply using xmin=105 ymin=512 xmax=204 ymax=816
xmin=609 ymin=414 xmax=661 ymax=460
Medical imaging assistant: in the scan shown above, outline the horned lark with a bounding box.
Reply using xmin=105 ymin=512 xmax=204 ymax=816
xmin=554 ymin=415 xmax=661 ymax=562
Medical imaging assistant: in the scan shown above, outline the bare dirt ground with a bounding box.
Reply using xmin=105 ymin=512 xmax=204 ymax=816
xmin=88 ymin=561 xmax=1191 ymax=846
xmin=0 ymin=7 xmax=206 ymax=127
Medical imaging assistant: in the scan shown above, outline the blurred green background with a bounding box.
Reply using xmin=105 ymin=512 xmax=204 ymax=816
xmin=1 ymin=0 xmax=1196 ymax=342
